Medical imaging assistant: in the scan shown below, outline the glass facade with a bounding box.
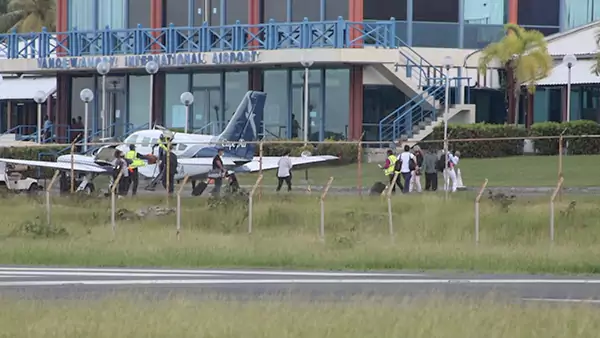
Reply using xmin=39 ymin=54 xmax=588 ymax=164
xmin=164 ymin=71 xmax=249 ymax=132
xmin=533 ymin=86 xmax=600 ymax=124
xmin=564 ymin=0 xmax=600 ymax=29
xmin=128 ymin=75 xmax=151 ymax=127
xmin=261 ymin=0 xmax=348 ymax=22
xmin=165 ymin=0 xmax=248 ymax=26
xmin=67 ymin=0 xmax=130 ymax=30
xmin=262 ymin=68 xmax=350 ymax=141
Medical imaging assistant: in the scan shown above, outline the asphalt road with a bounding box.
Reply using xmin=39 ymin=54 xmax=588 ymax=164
xmin=1 ymin=266 xmax=600 ymax=304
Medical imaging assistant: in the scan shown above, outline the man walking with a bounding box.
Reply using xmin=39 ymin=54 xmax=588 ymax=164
xmin=211 ymin=148 xmax=226 ymax=197
xmin=422 ymin=148 xmax=439 ymax=191
xmin=398 ymin=145 xmax=417 ymax=194
xmin=124 ymin=144 xmax=147 ymax=196
xmin=276 ymin=149 xmax=293 ymax=192
xmin=410 ymin=146 xmax=423 ymax=193
xmin=161 ymin=144 xmax=178 ymax=195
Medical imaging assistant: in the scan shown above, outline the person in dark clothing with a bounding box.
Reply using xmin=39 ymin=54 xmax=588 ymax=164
xmin=125 ymin=144 xmax=148 ymax=196
xmin=161 ymin=144 xmax=178 ymax=194
xmin=146 ymin=134 xmax=170 ymax=191
xmin=211 ymin=148 xmax=226 ymax=197
xmin=422 ymin=148 xmax=439 ymax=191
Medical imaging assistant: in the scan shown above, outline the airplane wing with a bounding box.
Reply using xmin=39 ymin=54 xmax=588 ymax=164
xmin=236 ymin=155 xmax=338 ymax=173
xmin=0 ymin=158 xmax=108 ymax=173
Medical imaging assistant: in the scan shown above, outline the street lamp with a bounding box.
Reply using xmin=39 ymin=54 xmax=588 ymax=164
xmin=300 ymin=59 xmax=314 ymax=146
xmin=79 ymin=88 xmax=94 ymax=152
xmin=442 ymin=55 xmax=453 ymax=196
xmin=563 ymin=54 xmax=577 ymax=156
xmin=145 ymin=61 xmax=159 ymax=129
xmin=33 ymin=90 xmax=47 ymax=144
xmin=96 ymin=61 xmax=111 ymax=139
xmin=180 ymin=92 xmax=194 ymax=133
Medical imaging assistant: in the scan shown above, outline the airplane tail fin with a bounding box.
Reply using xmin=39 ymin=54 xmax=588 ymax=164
xmin=216 ymin=91 xmax=266 ymax=160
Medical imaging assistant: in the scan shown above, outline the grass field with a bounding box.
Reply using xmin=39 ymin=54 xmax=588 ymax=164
xmin=1 ymin=295 xmax=599 ymax=337
xmin=2 ymin=192 xmax=600 ymax=274
xmin=238 ymin=154 xmax=600 ymax=187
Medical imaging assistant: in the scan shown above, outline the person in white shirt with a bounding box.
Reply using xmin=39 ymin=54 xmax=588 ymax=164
xmin=276 ymin=150 xmax=293 ymax=192
xmin=398 ymin=145 xmax=417 ymax=193
xmin=445 ymin=151 xmax=460 ymax=192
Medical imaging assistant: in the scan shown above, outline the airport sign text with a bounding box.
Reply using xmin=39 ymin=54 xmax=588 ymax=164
xmin=36 ymin=51 xmax=260 ymax=70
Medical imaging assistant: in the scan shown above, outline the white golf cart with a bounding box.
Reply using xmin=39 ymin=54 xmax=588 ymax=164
xmin=0 ymin=161 xmax=41 ymax=193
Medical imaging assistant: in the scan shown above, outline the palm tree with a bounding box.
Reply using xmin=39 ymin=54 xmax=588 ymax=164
xmin=478 ymin=23 xmax=553 ymax=125
xmin=0 ymin=0 xmax=55 ymax=33
xmin=591 ymin=31 xmax=600 ymax=76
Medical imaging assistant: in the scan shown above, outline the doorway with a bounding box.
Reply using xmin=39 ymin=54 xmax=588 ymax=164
xmin=192 ymin=87 xmax=223 ymax=134
xmin=292 ymin=84 xmax=321 ymax=141
xmin=97 ymin=76 xmax=127 ymax=138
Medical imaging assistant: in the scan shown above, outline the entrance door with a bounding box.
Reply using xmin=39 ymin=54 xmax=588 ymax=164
xmin=106 ymin=90 xmax=126 ymax=138
xmin=292 ymin=84 xmax=321 ymax=141
xmin=192 ymin=87 xmax=222 ymax=134
xmin=196 ymin=0 xmax=221 ymax=25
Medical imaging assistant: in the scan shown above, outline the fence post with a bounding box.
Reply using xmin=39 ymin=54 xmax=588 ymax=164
xmin=111 ymin=171 xmax=124 ymax=237
xmin=550 ymin=176 xmax=564 ymax=243
xmin=474 ymin=178 xmax=488 ymax=245
xmin=166 ymin=139 xmax=171 ymax=207
xmin=258 ymin=141 xmax=263 ymax=200
xmin=248 ymin=174 xmax=263 ymax=234
xmin=45 ymin=170 xmax=60 ymax=226
xmin=386 ymin=172 xmax=400 ymax=241
xmin=320 ymin=176 xmax=334 ymax=240
xmin=357 ymin=132 xmax=365 ymax=197
xmin=69 ymin=134 xmax=80 ymax=194
xmin=176 ymin=174 xmax=190 ymax=240
xmin=558 ymin=129 xmax=566 ymax=202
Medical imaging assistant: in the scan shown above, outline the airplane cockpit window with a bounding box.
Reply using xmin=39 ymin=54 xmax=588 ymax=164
xmin=177 ymin=144 xmax=187 ymax=151
xmin=141 ymin=137 xmax=151 ymax=147
xmin=124 ymin=135 xmax=138 ymax=146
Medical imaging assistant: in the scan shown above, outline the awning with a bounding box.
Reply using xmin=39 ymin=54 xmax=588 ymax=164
xmin=536 ymin=60 xmax=600 ymax=86
xmin=0 ymin=77 xmax=56 ymax=100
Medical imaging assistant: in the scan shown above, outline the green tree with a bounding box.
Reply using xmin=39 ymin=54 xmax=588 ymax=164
xmin=0 ymin=0 xmax=55 ymax=33
xmin=478 ymin=23 xmax=553 ymax=125
xmin=591 ymin=31 xmax=600 ymax=76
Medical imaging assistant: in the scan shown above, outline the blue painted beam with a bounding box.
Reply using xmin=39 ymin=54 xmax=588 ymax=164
xmin=0 ymin=19 xmax=400 ymax=59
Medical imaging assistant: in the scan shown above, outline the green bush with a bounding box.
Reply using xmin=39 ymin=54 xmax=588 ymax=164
xmin=530 ymin=120 xmax=600 ymax=155
xmin=424 ymin=123 xmax=527 ymax=158
xmin=260 ymin=138 xmax=356 ymax=165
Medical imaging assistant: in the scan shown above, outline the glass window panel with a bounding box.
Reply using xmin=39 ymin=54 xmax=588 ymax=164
xmin=193 ymin=73 xmax=221 ymax=87
xmin=291 ymin=0 xmax=320 ymax=21
xmin=262 ymin=0 xmax=287 ymax=21
xmin=128 ymin=0 xmax=151 ymax=28
xmin=414 ymin=0 xmax=458 ymax=22
xmin=464 ymin=0 xmax=506 ymax=24
xmin=565 ymin=0 xmax=600 ymax=29
xmin=517 ymin=0 xmax=559 ymax=27
xmin=364 ymin=0 xmax=406 ymax=20
xmin=128 ymin=75 xmax=150 ymax=128
xmin=263 ymin=70 xmax=289 ymax=139
xmin=324 ymin=69 xmax=349 ymax=140
xmin=227 ymin=0 xmax=248 ymax=24
xmin=325 ymin=0 xmax=349 ymax=20
xmin=71 ymin=77 xmax=96 ymax=131
xmin=98 ymin=0 xmax=127 ymax=29
xmin=192 ymin=88 xmax=222 ymax=132
xmin=165 ymin=74 xmax=190 ymax=128
xmin=166 ymin=0 xmax=190 ymax=26
xmin=291 ymin=69 xmax=321 ymax=141
xmin=68 ymin=0 xmax=95 ymax=30
xmin=224 ymin=71 xmax=249 ymax=122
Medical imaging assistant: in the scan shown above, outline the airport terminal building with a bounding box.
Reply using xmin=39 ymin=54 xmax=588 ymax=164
xmin=0 ymin=0 xmax=597 ymax=143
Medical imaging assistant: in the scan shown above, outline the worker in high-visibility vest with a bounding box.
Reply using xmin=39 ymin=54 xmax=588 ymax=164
xmin=382 ymin=149 xmax=403 ymax=193
xmin=146 ymin=134 xmax=171 ymax=191
xmin=125 ymin=144 xmax=147 ymax=196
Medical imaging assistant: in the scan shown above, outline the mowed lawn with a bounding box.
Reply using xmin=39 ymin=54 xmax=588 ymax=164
xmin=238 ymin=154 xmax=600 ymax=187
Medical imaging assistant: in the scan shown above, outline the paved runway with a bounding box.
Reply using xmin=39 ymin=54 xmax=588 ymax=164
xmin=1 ymin=266 xmax=600 ymax=304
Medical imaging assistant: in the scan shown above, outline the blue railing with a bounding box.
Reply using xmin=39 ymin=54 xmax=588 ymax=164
xmin=0 ymin=18 xmax=399 ymax=59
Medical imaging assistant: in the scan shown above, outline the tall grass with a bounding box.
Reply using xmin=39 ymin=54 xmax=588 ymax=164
xmin=1 ymin=295 xmax=599 ymax=337
xmin=0 ymin=193 xmax=599 ymax=273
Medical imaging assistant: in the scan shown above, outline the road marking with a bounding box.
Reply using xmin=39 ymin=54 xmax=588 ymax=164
xmin=0 ymin=271 xmax=218 ymax=278
xmin=2 ymin=278 xmax=600 ymax=287
xmin=0 ymin=267 xmax=424 ymax=277
xmin=522 ymin=298 xmax=600 ymax=304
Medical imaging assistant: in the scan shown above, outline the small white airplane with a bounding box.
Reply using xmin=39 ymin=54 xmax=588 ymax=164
xmin=0 ymin=91 xmax=338 ymax=193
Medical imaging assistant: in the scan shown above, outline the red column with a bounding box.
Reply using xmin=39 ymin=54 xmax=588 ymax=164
xmin=55 ymin=0 xmax=69 ymax=140
xmin=348 ymin=66 xmax=363 ymax=140
xmin=149 ymin=0 xmax=165 ymax=125
xmin=248 ymin=0 xmax=259 ymax=47
xmin=348 ymin=0 xmax=364 ymax=47
xmin=150 ymin=0 xmax=164 ymax=52
xmin=508 ymin=0 xmax=518 ymax=24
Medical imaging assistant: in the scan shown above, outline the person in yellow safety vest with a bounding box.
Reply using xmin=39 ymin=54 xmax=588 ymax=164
xmin=382 ymin=149 xmax=403 ymax=193
xmin=125 ymin=144 xmax=147 ymax=196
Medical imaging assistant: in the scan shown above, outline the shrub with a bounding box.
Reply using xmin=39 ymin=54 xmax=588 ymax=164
xmin=424 ymin=123 xmax=527 ymax=158
xmin=530 ymin=120 xmax=600 ymax=155
xmin=260 ymin=138 xmax=357 ymax=165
